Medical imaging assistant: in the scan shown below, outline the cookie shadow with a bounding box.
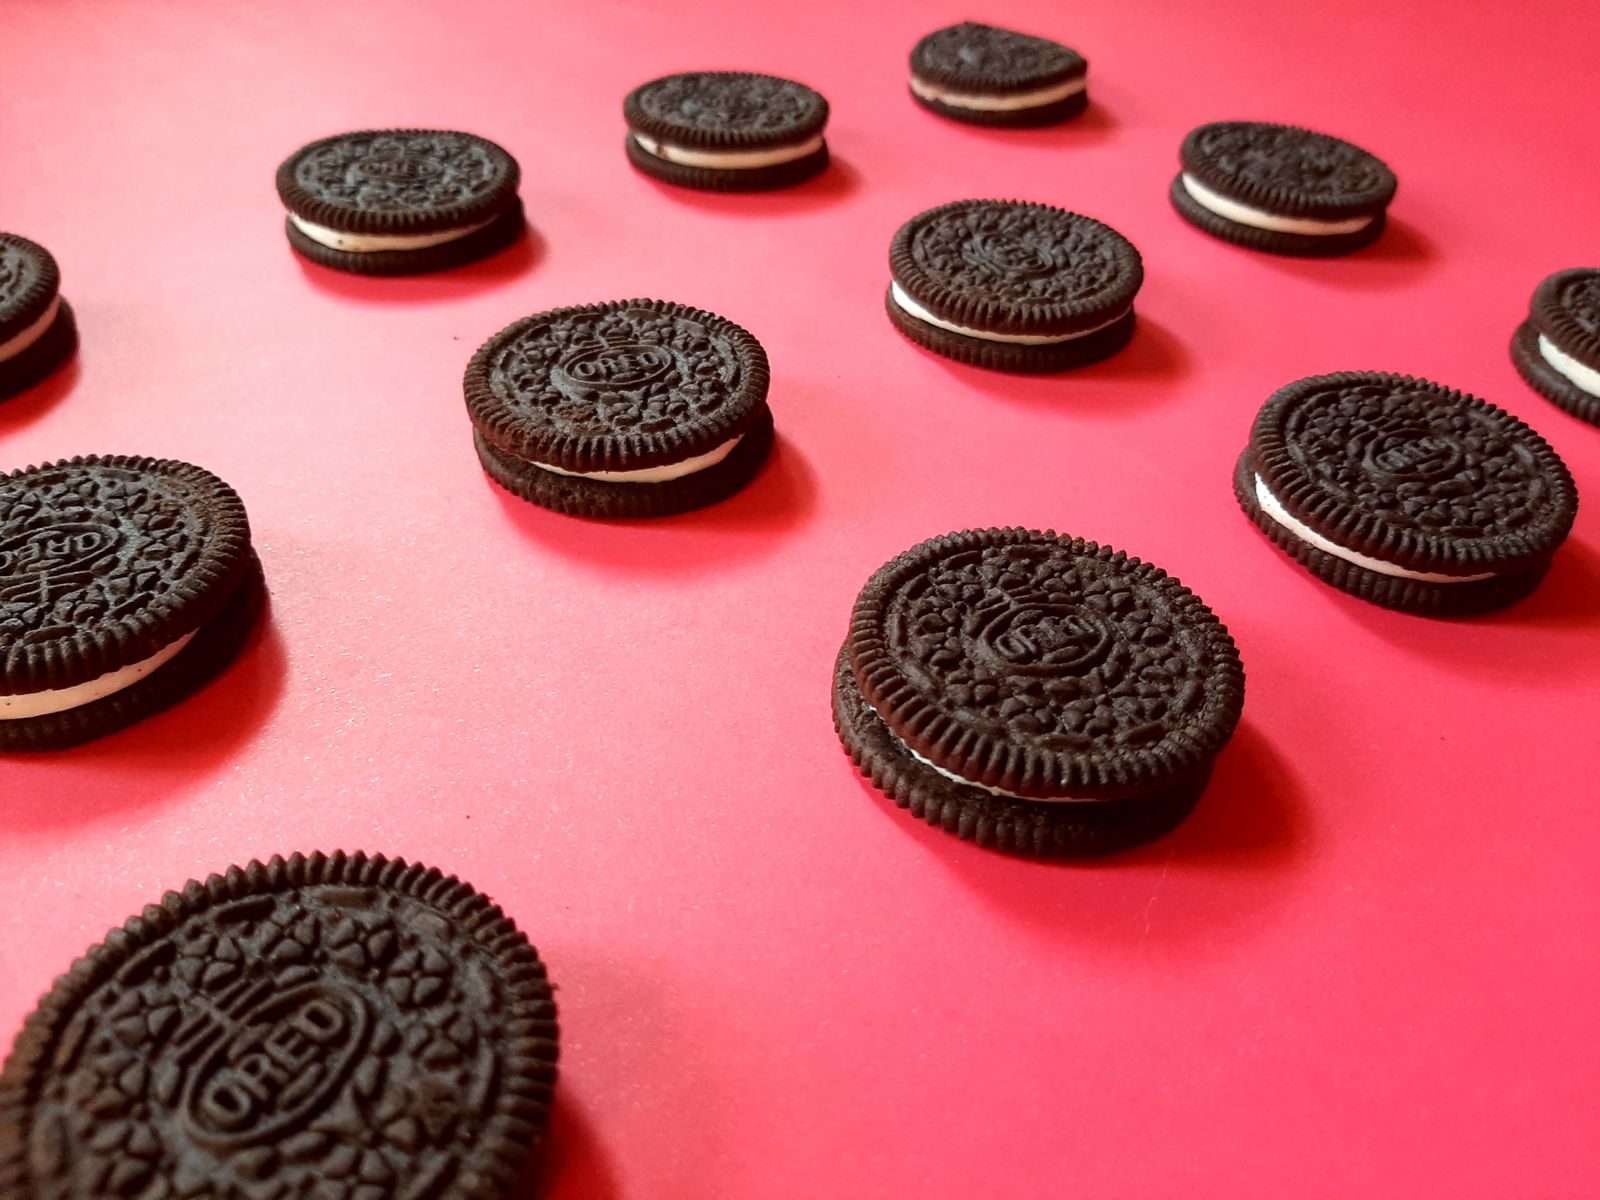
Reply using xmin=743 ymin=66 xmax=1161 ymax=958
xmin=518 ymin=1091 xmax=624 ymax=1200
xmin=1512 ymin=537 xmax=1600 ymax=630
xmin=1259 ymin=215 xmax=1435 ymax=290
xmin=290 ymin=224 xmax=544 ymax=304
xmin=0 ymin=607 xmax=289 ymax=824
xmin=916 ymin=315 xmax=1191 ymax=411
xmin=488 ymin=432 xmax=818 ymax=575
xmin=1460 ymin=537 xmax=1600 ymax=633
xmin=881 ymin=720 xmax=1308 ymax=953
xmin=509 ymin=947 xmax=698 ymax=1198
xmin=930 ymin=97 xmax=1119 ymax=149
xmin=1146 ymin=720 xmax=1306 ymax=868
xmin=634 ymin=156 xmax=860 ymax=215
xmin=0 ymin=353 xmax=80 ymax=437
xmin=1060 ymin=315 xmax=1193 ymax=387
xmin=1329 ymin=536 xmax=1600 ymax=679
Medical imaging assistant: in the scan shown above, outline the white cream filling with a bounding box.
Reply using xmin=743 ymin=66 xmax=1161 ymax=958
xmin=531 ymin=436 xmax=742 ymax=484
xmin=889 ymin=281 xmax=1127 ymax=345
xmin=1537 ymin=334 xmax=1600 ymax=398
xmin=287 ymin=213 xmax=497 ymax=253
xmin=1253 ymin=474 xmax=1496 ymax=583
xmin=629 ymin=132 xmax=824 ymax=171
xmin=893 ymin=730 xmax=1086 ymax=802
xmin=909 ymin=74 xmax=1086 ymax=112
xmin=0 ymin=631 xmax=195 ymax=720
xmin=0 ymin=296 xmax=61 ymax=365
xmin=1180 ymin=174 xmax=1373 ymax=236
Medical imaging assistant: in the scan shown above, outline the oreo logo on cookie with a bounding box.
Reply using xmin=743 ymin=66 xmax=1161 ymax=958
xmin=970 ymin=598 xmax=1113 ymax=675
xmin=1361 ymin=431 xmax=1464 ymax=482
xmin=349 ymin=150 xmax=446 ymax=187
xmin=965 ymin=233 xmax=1055 ymax=279
xmin=556 ymin=343 xmax=676 ymax=391
xmin=183 ymin=985 xmax=369 ymax=1148
xmin=0 ymin=521 xmax=120 ymax=581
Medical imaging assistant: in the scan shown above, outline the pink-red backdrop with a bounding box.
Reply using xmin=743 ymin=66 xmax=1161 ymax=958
xmin=3 ymin=1 xmax=1598 ymax=1196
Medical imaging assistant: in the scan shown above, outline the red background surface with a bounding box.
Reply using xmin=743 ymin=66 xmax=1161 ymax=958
xmin=3 ymin=1 xmax=1598 ymax=1196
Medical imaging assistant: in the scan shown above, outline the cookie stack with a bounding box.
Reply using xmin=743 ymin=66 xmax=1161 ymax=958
xmin=1512 ymin=268 xmax=1600 ymax=427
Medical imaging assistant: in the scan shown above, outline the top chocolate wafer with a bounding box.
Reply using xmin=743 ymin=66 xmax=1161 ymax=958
xmin=276 ymin=129 xmax=525 ymax=275
xmin=909 ymin=22 xmax=1088 ymax=126
xmin=623 ymin=71 xmax=831 ymax=191
xmin=1171 ymin=121 xmax=1396 ymax=256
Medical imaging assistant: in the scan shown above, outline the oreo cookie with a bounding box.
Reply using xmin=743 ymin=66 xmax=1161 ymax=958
xmin=886 ymin=199 xmax=1142 ymax=372
xmin=0 ymin=233 xmax=77 ymax=401
xmin=0 ymin=455 xmax=265 ymax=750
xmin=1511 ymin=268 xmax=1600 ymax=427
xmin=623 ymin=71 xmax=830 ymax=191
xmin=1171 ymin=121 xmax=1396 ymax=256
xmin=909 ymin=22 xmax=1088 ymax=127
xmin=464 ymin=299 xmax=773 ymax=518
xmin=1236 ymin=372 xmax=1578 ymax=614
xmin=833 ymin=528 xmax=1245 ymax=857
xmin=276 ymin=129 xmax=524 ymax=275
xmin=0 ymin=851 xmax=559 ymax=1200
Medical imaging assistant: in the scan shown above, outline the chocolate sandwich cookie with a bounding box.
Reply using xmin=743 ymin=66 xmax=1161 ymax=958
xmin=886 ymin=199 xmax=1142 ymax=372
xmin=0 ymin=234 xmax=77 ymax=401
xmin=909 ymin=22 xmax=1088 ymax=127
xmin=623 ymin=71 xmax=830 ymax=191
xmin=1511 ymin=268 xmax=1600 ymax=427
xmin=1235 ymin=372 xmax=1578 ymax=614
xmin=834 ymin=528 xmax=1245 ymax=857
xmin=277 ymin=129 xmax=524 ymax=275
xmin=465 ymin=299 xmax=773 ymax=518
xmin=1 ymin=455 xmax=265 ymax=750
xmin=1171 ymin=121 xmax=1396 ymax=256
xmin=0 ymin=851 xmax=560 ymax=1200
